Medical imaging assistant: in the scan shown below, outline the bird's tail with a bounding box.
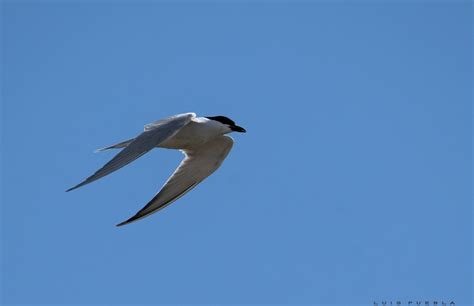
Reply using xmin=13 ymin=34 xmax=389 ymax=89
xmin=95 ymin=138 xmax=135 ymax=153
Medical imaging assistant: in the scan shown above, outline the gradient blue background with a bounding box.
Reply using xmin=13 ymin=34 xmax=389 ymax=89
xmin=2 ymin=1 xmax=471 ymax=305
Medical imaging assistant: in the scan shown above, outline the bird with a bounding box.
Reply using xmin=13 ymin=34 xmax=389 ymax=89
xmin=66 ymin=112 xmax=246 ymax=226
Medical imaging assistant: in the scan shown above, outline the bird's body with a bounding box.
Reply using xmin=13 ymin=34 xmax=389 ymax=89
xmin=159 ymin=117 xmax=227 ymax=150
xmin=67 ymin=112 xmax=246 ymax=226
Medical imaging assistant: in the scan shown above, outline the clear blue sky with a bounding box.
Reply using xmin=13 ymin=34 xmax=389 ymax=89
xmin=2 ymin=1 xmax=471 ymax=305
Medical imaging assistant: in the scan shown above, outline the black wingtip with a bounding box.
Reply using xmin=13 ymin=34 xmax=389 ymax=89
xmin=116 ymin=219 xmax=131 ymax=227
xmin=65 ymin=179 xmax=92 ymax=192
xmin=65 ymin=182 xmax=83 ymax=192
xmin=116 ymin=214 xmax=141 ymax=227
xmin=65 ymin=186 xmax=76 ymax=192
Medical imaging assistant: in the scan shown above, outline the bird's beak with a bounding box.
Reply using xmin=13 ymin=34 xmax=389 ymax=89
xmin=232 ymin=125 xmax=246 ymax=133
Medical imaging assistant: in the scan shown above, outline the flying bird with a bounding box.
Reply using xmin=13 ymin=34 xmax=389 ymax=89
xmin=66 ymin=112 xmax=246 ymax=226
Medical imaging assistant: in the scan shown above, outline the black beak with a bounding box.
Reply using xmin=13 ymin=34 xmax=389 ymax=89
xmin=231 ymin=125 xmax=246 ymax=133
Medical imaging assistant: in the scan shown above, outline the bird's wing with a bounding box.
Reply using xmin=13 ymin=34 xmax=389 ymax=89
xmin=66 ymin=113 xmax=196 ymax=192
xmin=116 ymin=135 xmax=234 ymax=226
xmin=95 ymin=138 xmax=135 ymax=152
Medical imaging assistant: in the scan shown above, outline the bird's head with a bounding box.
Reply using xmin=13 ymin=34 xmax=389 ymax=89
xmin=205 ymin=116 xmax=246 ymax=134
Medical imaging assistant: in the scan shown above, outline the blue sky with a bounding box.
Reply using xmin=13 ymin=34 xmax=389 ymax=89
xmin=1 ymin=1 xmax=471 ymax=305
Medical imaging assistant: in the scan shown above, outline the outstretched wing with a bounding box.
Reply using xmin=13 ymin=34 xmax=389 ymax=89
xmin=94 ymin=138 xmax=135 ymax=152
xmin=117 ymin=135 xmax=234 ymax=226
xmin=66 ymin=113 xmax=196 ymax=192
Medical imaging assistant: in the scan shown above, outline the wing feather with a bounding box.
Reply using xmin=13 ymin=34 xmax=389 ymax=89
xmin=116 ymin=135 xmax=234 ymax=226
xmin=95 ymin=138 xmax=135 ymax=152
xmin=66 ymin=113 xmax=195 ymax=192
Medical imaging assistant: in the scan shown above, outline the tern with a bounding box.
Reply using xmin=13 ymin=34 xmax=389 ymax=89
xmin=66 ymin=112 xmax=246 ymax=226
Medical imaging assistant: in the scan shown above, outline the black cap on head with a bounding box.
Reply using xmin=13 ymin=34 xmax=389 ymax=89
xmin=206 ymin=116 xmax=246 ymax=133
xmin=205 ymin=116 xmax=235 ymax=126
